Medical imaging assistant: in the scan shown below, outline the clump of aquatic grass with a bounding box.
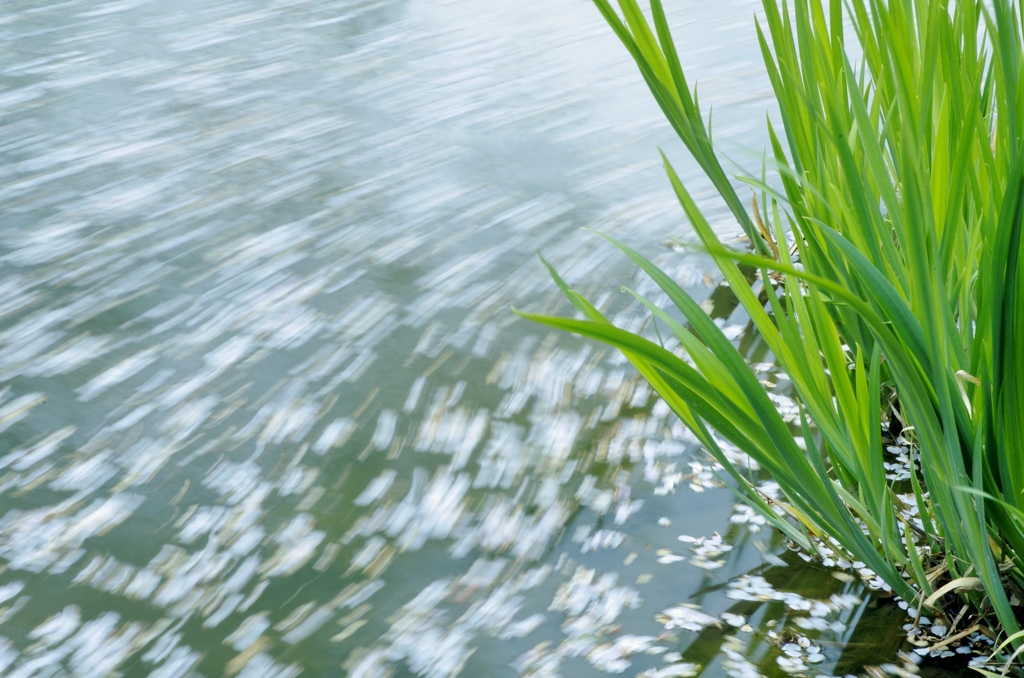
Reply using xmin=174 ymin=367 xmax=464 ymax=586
xmin=519 ymin=0 xmax=1024 ymax=653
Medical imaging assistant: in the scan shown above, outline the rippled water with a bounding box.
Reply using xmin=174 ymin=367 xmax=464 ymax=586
xmin=0 ymin=0 xmax=936 ymax=676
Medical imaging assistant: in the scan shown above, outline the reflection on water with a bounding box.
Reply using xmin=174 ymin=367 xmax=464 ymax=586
xmin=0 ymin=0 xmax=938 ymax=676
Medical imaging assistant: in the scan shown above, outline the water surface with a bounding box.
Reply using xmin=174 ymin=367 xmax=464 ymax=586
xmin=0 ymin=0 xmax=932 ymax=676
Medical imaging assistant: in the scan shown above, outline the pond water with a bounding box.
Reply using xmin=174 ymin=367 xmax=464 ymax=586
xmin=0 ymin=0 xmax=975 ymax=676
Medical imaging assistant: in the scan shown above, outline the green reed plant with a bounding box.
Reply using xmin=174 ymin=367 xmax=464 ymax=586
xmin=519 ymin=0 xmax=1024 ymax=644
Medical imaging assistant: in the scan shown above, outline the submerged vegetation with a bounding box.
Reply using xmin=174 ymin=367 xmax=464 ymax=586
xmin=520 ymin=0 xmax=1024 ymax=667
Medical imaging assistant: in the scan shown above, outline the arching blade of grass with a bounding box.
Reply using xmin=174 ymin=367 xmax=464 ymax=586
xmin=590 ymin=0 xmax=764 ymax=251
